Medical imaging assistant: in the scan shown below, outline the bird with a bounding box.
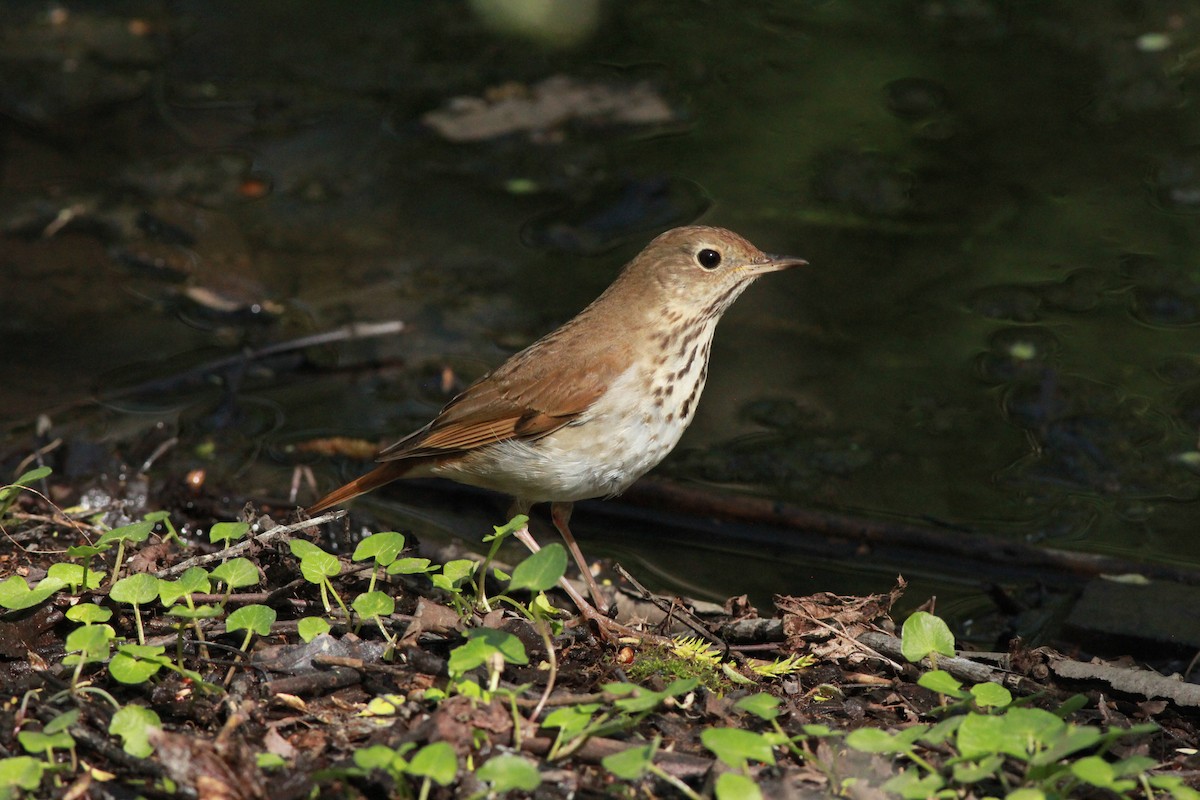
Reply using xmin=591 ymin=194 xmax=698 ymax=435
xmin=307 ymin=225 xmax=806 ymax=617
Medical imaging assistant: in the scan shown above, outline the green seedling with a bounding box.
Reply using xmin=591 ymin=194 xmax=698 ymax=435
xmin=223 ymin=604 xmax=276 ymax=682
xmin=603 ymin=736 xmax=704 ymax=800
xmin=94 ymin=519 xmax=154 ymax=586
xmin=0 ymin=465 xmax=51 ymax=517
xmin=297 ymin=616 xmax=331 ymax=642
xmin=468 ymin=754 xmax=542 ymax=798
xmin=209 ymin=520 xmax=249 ymax=546
xmin=108 ymin=704 xmax=161 ymax=758
xmin=62 ymin=624 xmax=115 ymax=692
xmin=109 ymin=573 xmax=160 ymax=645
xmin=0 ymin=575 xmax=66 ymax=611
xmin=352 ymin=530 xmax=406 ymax=594
xmin=290 ymin=540 xmax=350 ymax=619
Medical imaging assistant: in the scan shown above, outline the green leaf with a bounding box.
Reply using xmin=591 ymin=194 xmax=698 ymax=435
xmin=159 ymin=569 xmax=213 ymax=607
xmin=0 ymin=575 xmax=66 ymax=610
xmin=354 ymin=743 xmax=404 ymax=772
xmin=166 ymin=604 xmax=222 ymax=621
xmin=702 ymin=728 xmax=777 ymax=769
xmin=288 ymin=539 xmax=327 ymax=560
xmin=917 ymin=669 xmax=964 ymax=697
xmin=353 ymin=591 xmax=396 ymax=620
xmin=109 ymin=705 xmax=161 ymax=757
xmin=17 ymin=730 xmax=73 ymax=755
xmin=602 ymin=740 xmax=656 ymax=779
xmin=920 ymin=716 xmax=964 ymax=745
xmin=1005 ymin=789 xmax=1047 ymax=800
xmin=484 ymin=515 xmax=529 ymax=542
xmin=508 ymin=543 xmax=567 ymax=592
xmin=6 ymin=465 xmax=51 ymax=490
xmin=109 ymin=644 xmax=168 ymax=684
xmin=541 ymin=704 xmax=600 ymax=738
xmin=970 ymin=681 xmax=1012 ymax=709
xmin=847 ymin=724 xmax=926 ymax=755
xmin=716 ymin=772 xmax=764 ymax=800
xmin=1029 ymin=724 xmax=1103 ymax=767
xmin=957 ymin=708 xmax=1063 ymax=761
xmin=881 ymin=768 xmax=946 ymax=800
xmin=0 ymin=466 xmax=51 ymax=509
xmin=0 ymin=756 xmax=44 ymax=791
xmin=468 ymin=628 xmax=529 ymax=665
xmin=1054 ymin=693 xmax=1089 ymax=718
xmin=437 ymin=559 xmax=477 ymax=589
xmin=1071 ymin=755 xmax=1115 ymax=787
xmin=297 ymin=550 xmax=341 ymax=584
xmin=226 ymin=604 xmax=277 ymax=637
xmin=209 ymin=521 xmax=250 ymax=545
xmin=476 ymin=754 xmax=541 ymax=792
xmin=257 ymin=753 xmax=286 ymax=769
xmin=447 ymin=636 xmax=497 ymax=676
xmin=210 ymin=557 xmax=261 ymax=589
xmin=47 ymin=562 xmax=106 ymax=590
xmin=387 ymin=557 xmax=433 ymax=575
xmin=951 ymin=754 xmax=1005 ymax=784
xmin=110 ymin=573 xmax=161 ymax=605
xmin=408 ymin=741 xmax=457 ymax=786
xmin=734 ymin=693 xmax=781 ymax=721
xmin=900 ymin=611 xmax=955 ymax=663
xmin=64 ymin=606 xmax=112 ymax=623
xmin=43 ymin=709 xmax=79 ymax=734
xmin=607 ymin=678 xmax=697 ymax=713
xmin=352 ymin=531 xmax=406 ymax=565
xmin=63 ymin=624 xmax=114 ymax=665
xmin=177 ymin=567 xmax=211 ymax=594
xmin=96 ymin=519 xmax=154 ymax=547
xmin=297 ymin=616 xmax=331 ymax=642
xmin=65 ymin=544 xmax=105 ymax=559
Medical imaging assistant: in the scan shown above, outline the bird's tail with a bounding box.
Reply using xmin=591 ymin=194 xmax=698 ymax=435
xmin=305 ymin=461 xmax=414 ymax=515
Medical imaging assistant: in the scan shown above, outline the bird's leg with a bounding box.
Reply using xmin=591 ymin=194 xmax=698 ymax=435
xmin=510 ymin=524 xmax=651 ymax=643
xmin=549 ymin=501 xmax=609 ymax=614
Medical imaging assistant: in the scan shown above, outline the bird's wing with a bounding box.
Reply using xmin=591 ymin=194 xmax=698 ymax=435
xmin=377 ymin=344 xmax=619 ymax=462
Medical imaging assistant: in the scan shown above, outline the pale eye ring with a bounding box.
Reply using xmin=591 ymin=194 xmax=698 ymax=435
xmin=696 ymin=248 xmax=722 ymax=269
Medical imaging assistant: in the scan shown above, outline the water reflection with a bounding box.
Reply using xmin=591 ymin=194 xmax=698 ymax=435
xmin=2 ymin=1 xmax=1200 ymax=607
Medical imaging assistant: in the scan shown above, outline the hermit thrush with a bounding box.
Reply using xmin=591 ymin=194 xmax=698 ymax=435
xmin=307 ymin=226 xmax=806 ymax=614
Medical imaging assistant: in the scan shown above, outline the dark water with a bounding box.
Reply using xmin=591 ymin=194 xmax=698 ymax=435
xmin=3 ymin=2 xmax=1200 ymax=638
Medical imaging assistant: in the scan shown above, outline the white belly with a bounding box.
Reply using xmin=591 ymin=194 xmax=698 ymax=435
xmin=430 ymin=329 xmax=713 ymax=503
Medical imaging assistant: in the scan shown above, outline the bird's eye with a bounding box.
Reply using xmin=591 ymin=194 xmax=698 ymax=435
xmin=696 ymin=248 xmax=722 ymax=269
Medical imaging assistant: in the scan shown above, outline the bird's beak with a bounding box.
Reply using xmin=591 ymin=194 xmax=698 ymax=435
xmin=749 ymin=254 xmax=808 ymax=274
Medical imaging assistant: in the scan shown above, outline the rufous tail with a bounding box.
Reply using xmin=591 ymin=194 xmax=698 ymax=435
xmin=306 ymin=461 xmax=413 ymax=515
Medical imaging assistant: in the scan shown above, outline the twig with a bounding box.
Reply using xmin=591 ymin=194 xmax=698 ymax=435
xmin=155 ymin=511 xmax=345 ymax=578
